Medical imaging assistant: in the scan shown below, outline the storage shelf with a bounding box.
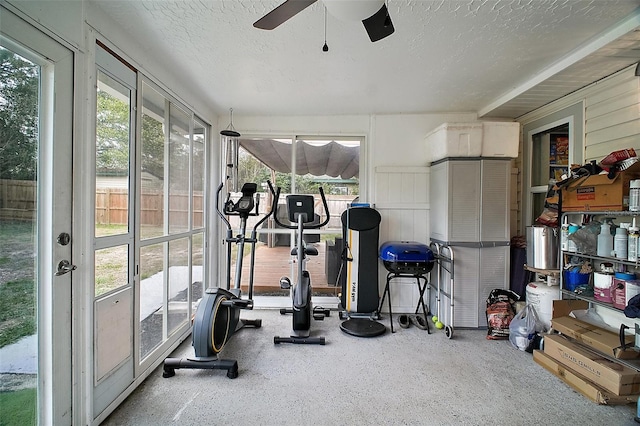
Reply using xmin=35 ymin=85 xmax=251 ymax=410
xmin=559 ymin=210 xmax=640 ymax=371
xmin=560 ymin=289 xmax=624 ymax=312
xmin=564 ymin=210 xmax=640 ymax=217
xmin=524 ymin=265 xmax=560 ymax=276
xmin=561 ymin=251 xmax=640 ymax=269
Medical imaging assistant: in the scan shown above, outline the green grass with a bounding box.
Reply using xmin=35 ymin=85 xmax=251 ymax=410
xmin=0 ymin=221 xmax=35 ymax=278
xmin=0 ymin=387 xmax=37 ymax=426
xmin=0 ymin=278 xmax=36 ymax=348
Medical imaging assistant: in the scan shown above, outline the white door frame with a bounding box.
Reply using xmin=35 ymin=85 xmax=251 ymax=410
xmin=0 ymin=6 xmax=75 ymax=425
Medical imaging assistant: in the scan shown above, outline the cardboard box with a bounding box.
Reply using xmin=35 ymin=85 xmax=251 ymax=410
xmin=561 ymin=161 xmax=640 ymax=212
xmin=551 ymin=315 xmax=639 ymax=360
xmin=552 ymin=299 xmax=588 ymax=319
xmin=533 ymin=349 xmax=640 ymax=405
xmin=544 ymin=334 xmax=640 ymax=395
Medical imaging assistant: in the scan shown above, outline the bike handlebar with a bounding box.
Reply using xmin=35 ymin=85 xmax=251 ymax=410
xmin=271 ymin=186 xmax=331 ymax=230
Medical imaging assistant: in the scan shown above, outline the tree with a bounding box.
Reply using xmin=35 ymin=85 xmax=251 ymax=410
xmin=0 ymin=48 xmax=39 ymax=180
xmin=95 ymin=89 xmax=130 ymax=174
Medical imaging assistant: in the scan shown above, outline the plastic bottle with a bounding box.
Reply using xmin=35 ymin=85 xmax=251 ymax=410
xmin=630 ymin=180 xmax=640 ymax=212
xmin=597 ymin=222 xmax=613 ymax=257
xmin=614 ymin=226 xmax=628 ymax=259
xmin=560 ymin=217 xmax=569 ymax=251
xmin=629 ymin=218 xmax=639 ymax=262
xmin=568 ymin=224 xmax=580 ymax=252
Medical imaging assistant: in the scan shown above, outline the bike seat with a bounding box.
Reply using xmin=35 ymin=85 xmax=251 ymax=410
xmin=291 ymin=247 xmax=318 ymax=256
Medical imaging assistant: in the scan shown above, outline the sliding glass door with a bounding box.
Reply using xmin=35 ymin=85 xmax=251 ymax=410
xmin=230 ymin=136 xmax=362 ymax=300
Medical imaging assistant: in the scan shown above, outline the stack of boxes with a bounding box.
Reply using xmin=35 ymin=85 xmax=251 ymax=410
xmin=561 ymin=161 xmax=640 ymax=212
xmin=534 ymin=300 xmax=640 ymax=404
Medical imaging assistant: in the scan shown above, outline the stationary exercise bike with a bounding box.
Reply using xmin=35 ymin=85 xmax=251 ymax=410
xmin=163 ymin=181 xmax=275 ymax=378
xmin=272 ymin=186 xmax=331 ymax=345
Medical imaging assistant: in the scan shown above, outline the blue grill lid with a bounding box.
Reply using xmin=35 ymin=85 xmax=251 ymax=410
xmin=379 ymin=241 xmax=434 ymax=263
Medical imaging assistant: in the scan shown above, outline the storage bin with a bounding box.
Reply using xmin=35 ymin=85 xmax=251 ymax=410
xmin=481 ymin=122 xmax=519 ymax=158
xmin=613 ymin=279 xmax=628 ymax=310
xmin=564 ymin=270 xmax=591 ymax=291
xmin=425 ymin=121 xmax=520 ymax=163
xmin=425 ymin=122 xmax=483 ymax=163
xmin=594 ymin=271 xmax=614 ymax=303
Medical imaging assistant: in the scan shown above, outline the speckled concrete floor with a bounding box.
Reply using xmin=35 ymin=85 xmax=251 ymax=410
xmin=102 ymin=308 xmax=638 ymax=426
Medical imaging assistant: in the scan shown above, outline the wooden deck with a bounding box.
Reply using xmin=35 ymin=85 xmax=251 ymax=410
xmin=234 ymin=242 xmax=342 ymax=296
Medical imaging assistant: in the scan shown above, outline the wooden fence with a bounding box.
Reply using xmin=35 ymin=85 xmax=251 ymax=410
xmin=96 ymin=188 xmax=204 ymax=227
xmin=1 ymin=179 xmax=355 ymax=226
xmin=0 ymin=179 xmax=36 ymax=221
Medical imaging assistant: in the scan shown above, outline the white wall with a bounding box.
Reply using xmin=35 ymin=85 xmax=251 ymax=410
xmin=6 ymin=0 xmax=84 ymax=48
xmin=371 ymin=113 xmax=477 ymax=167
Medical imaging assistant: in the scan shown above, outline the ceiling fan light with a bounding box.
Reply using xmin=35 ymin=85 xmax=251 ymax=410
xmin=323 ymin=0 xmax=384 ymax=21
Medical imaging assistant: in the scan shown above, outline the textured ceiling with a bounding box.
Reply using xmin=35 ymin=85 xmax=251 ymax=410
xmin=91 ymin=0 xmax=640 ymax=118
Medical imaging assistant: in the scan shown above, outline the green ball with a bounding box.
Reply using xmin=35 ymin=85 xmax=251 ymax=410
xmin=431 ymin=315 xmax=438 ymax=323
xmin=435 ymin=321 xmax=444 ymax=329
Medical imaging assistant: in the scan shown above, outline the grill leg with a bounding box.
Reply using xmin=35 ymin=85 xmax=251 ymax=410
xmin=415 ymin=275 xmax=431 ymax=334
xmin=378 ymin=273 xmax=395 ymax=333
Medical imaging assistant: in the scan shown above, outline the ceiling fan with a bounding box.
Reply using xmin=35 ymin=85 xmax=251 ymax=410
xmin=253 ymin=0 xmax=395 ymax=43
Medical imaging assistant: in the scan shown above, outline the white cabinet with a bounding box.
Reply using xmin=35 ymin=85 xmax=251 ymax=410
xmin=429 ymin=158 xmax=511 ymax=327
xmin=430 ymin=158 xmax=511 ymax=243
xmin=436 ymin=245 xmax=510 ymax=328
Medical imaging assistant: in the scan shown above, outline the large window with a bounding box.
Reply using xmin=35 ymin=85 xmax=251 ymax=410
xmin=91 ymin=45 xmax=209 ymax=418
xmin=138 ymin=80 xmax=207 ymax=362
xmin=224 ymin=136 xmax=362 ymax=298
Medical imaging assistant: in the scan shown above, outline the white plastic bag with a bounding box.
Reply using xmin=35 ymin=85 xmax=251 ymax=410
xmin=509 ymin=304 xmax=544 ymax=351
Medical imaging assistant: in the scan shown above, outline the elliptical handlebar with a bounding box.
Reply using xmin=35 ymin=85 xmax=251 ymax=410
xmin=216 ymin=180 xmax=277 ymax=233
xmin=215 ymin=182 xmax=232 ymax=232
xmin=252 ymin=180 xmax=276 ymax=233
xmin=271 ymin=186 xmax=331 ymax=230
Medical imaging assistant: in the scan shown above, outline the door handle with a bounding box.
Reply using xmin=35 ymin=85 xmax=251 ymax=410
xmin=55 ymin=259 xmax=77 ymax=276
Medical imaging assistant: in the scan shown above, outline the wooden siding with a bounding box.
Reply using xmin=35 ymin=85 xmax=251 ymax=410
xmin=374 ymin=166 xmax=430 ymax=313
xmin=584 ymin=67 xmax=640 ymax=161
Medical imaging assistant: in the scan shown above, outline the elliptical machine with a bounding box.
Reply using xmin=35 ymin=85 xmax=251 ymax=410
xmin=163 ymin=181 xmax=275 ymax=378
xmin=272 ymin=186 xmax=331 ymax=345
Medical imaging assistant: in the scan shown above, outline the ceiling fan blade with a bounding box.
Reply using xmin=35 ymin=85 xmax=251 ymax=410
xmin=254 ymin=0 xmax=318 ymax=30
xmin=362 ymin=3 xmax=394 ymax=42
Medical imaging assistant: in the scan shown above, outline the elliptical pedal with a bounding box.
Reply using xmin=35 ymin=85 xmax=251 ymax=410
xmin=280 ymin=277 xmax=291 ymax=289
xmin=313 ymin=306 xmax=331 ymax=320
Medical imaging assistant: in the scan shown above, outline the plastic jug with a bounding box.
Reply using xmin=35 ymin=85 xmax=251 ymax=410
xmin=615 ymin=226 xmax=628 ymax=259
xmin=597 ymin=223 xmax=613 ymax=257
